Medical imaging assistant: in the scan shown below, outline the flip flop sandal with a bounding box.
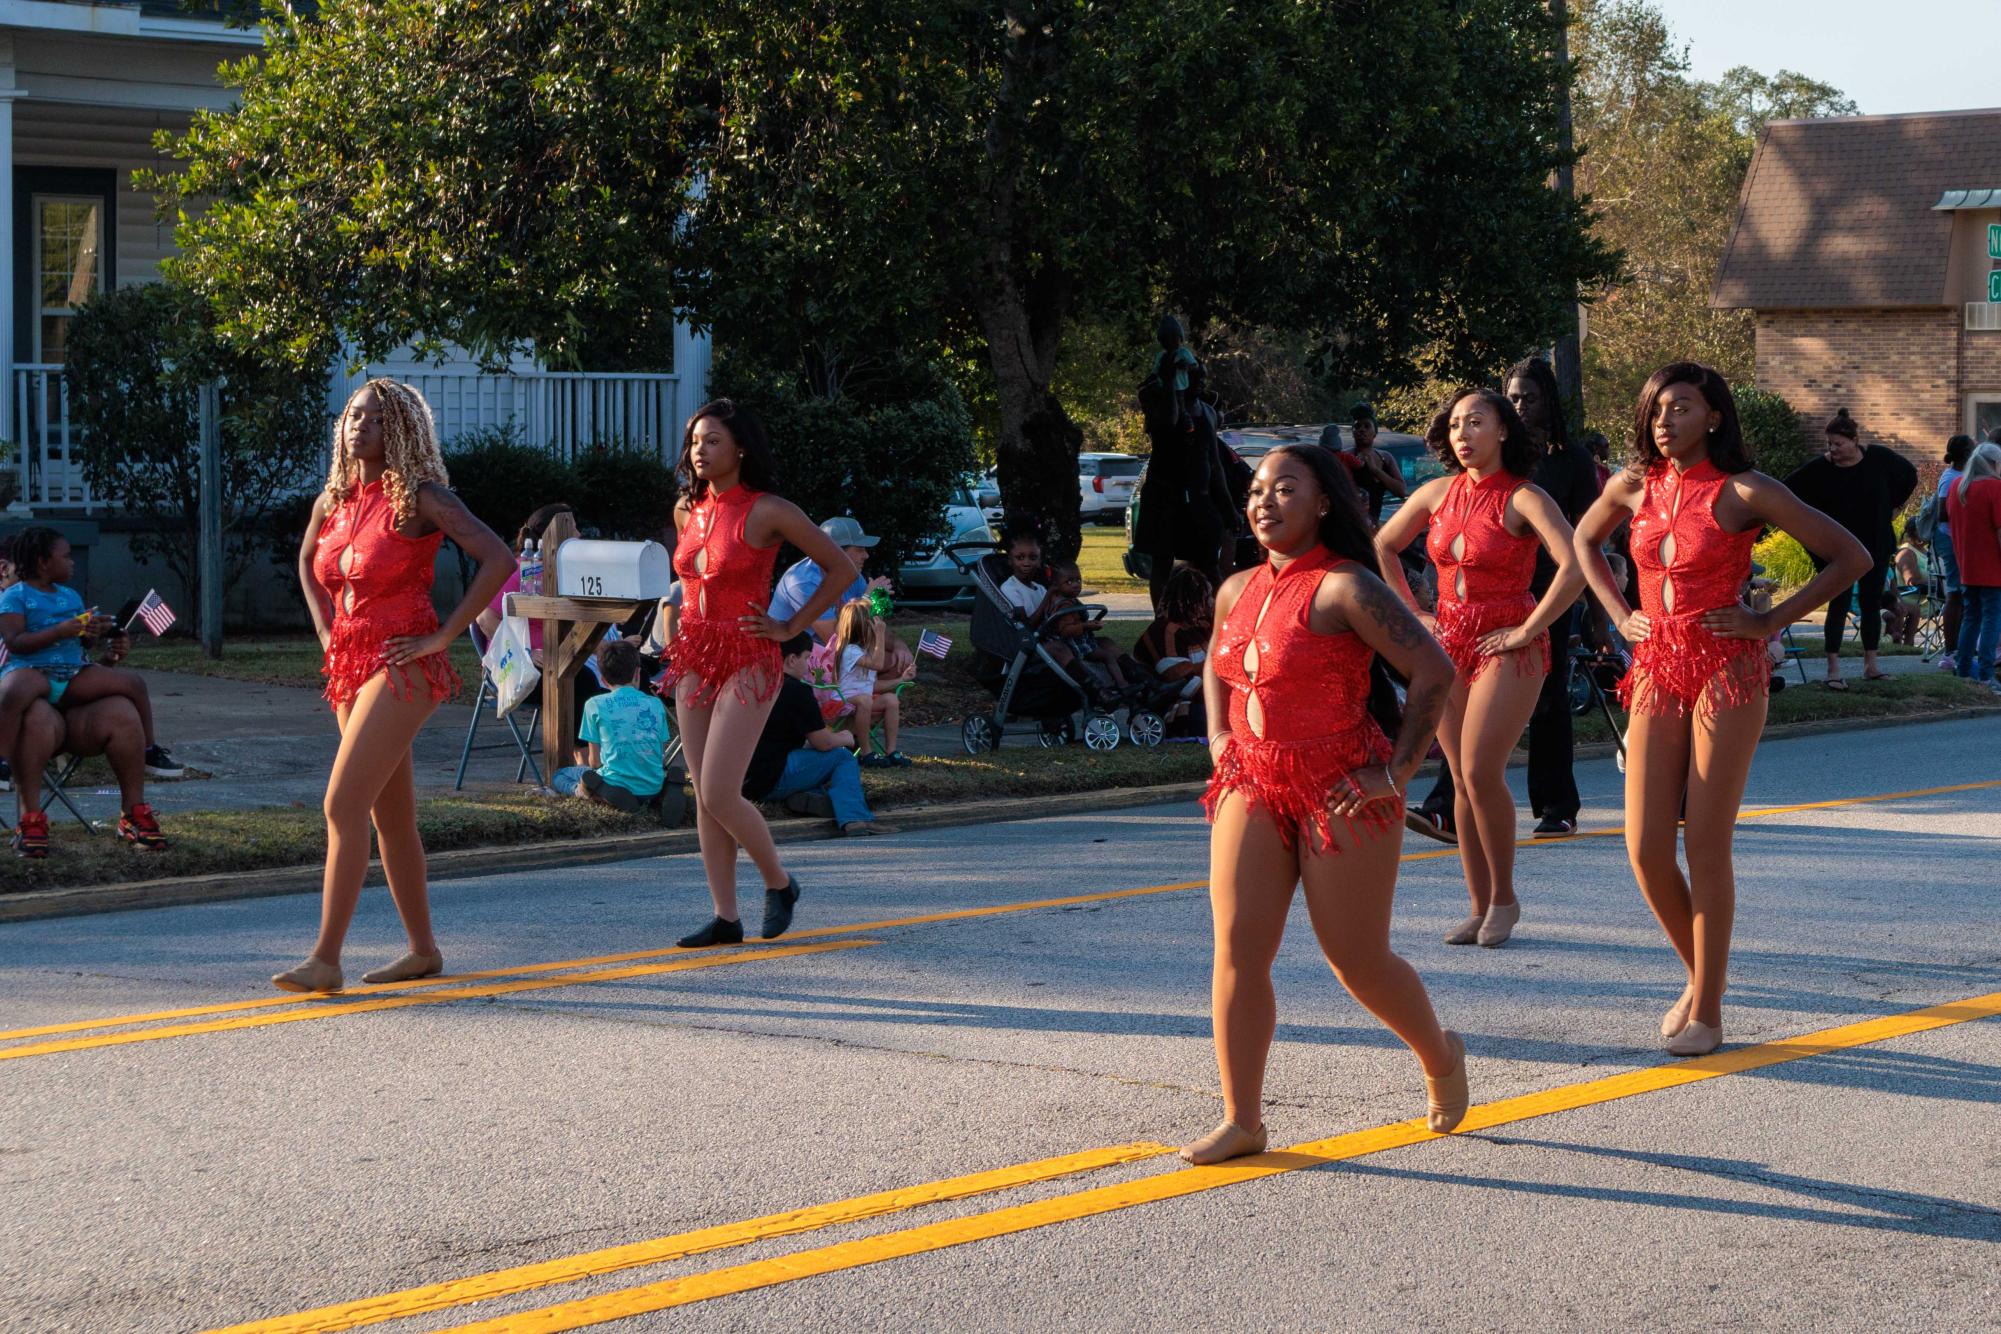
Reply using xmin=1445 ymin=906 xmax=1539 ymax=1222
xmin=1862 ymin=671 xmax=1892 ymax=681
xmin=1824 ymin=678 xmax=1849 ymax=691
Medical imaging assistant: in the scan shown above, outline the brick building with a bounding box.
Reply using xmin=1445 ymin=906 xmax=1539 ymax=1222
xmin=1712 ymin=108 xmax=2001 ymax=461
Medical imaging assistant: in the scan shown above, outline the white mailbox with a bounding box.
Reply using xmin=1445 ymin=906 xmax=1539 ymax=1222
xmin=553 ymin=539 xmax=674 ymax=600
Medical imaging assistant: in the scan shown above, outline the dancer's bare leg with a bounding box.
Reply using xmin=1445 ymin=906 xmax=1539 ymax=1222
xmin=1205 ymin=790 xmax=1298 ymax=1133
xmin=1681 ymin=693 xmax=1766 ymax=1027
xmin=311 ymin=679 xmax=440 ymax=966
xmin=1457 ymin=663 xmax=1543 ymax=909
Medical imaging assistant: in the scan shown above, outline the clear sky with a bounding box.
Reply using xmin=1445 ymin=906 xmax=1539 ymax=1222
xmin=1659 ymin=0 xmax=1997 ymax=115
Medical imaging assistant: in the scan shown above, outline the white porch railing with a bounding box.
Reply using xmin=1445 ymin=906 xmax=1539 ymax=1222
xmin=10 ymin=363 xmax=701 ymax=514
xmin=12 ymin=365 xmax=96 ymax=511
xmin=327 ymin=368 xmax=688 ymax=460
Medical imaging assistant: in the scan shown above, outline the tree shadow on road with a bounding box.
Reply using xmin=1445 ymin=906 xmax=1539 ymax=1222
xmin=1324 ymin=1139 xmax=2001 ymax=1242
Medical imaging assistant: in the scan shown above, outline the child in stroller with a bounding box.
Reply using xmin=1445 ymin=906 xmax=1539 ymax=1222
xmin=950 ymin=528 xmax=1172 ymax=753
xmin=1047 ymin=559 xmax=1139 ymax=704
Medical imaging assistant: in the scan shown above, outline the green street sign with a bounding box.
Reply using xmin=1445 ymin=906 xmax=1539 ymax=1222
xmin=1989 ymin=269 xmax=2001 ymax=303
xmin=1990 ymin=223 xmax=2001 ymax=259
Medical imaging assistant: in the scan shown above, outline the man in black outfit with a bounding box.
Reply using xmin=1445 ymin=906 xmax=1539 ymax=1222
xmin=1409 ymin=357 xmax=1598 ymax=843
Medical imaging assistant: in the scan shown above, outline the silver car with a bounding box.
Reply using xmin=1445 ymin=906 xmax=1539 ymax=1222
xmin=898 ymin=478 xmax=998 ymax=609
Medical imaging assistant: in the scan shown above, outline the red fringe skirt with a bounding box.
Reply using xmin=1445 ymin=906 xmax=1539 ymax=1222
xmin=1618 ymin=617 xmax=1769 ymax=720
xmin=321 ymin=617 xmax=461 ymax=710
xmin=662 ymin=617 xmax=781 ymax=708
xmin=1203 ymin=720 xmax=1394 ymax=855
xmin=1433 ymin=593 xmax=1550 ymax=683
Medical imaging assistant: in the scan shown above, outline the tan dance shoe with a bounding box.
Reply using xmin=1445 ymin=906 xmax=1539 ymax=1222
xmin=362 ymin=951 xmax=445 ymax=985
xmin=1425 ymin=1031 xmax=1470 ymax=1134
xmin=1476 ymin=901 xmax=1520 ymax=947
xmin=271 ymin=957 xmax=344 ymax=993
xmin=1661 ymin=984 xmax=1695 ymax=1038
xmin=1178 ymin=1120 xmax=1269 ymax=1165
xmin=1443 ymin=914 xmax=1485 ymax=946
xmin=1666 ymin=1020 xmax=1722 ymax=1057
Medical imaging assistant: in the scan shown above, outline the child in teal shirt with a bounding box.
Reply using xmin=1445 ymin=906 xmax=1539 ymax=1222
xmin=548 ymin=639 xmax=669 ymax=813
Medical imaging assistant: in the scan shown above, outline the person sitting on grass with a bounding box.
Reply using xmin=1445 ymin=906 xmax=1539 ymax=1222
xmin=546 ymin=639 xmax=668 ymax=813
xmin=744 ymin=632 xmax=893 ymax=837
xmin=825 ymin=599 xmax=913 ymax=768
xmin=0 ymin=528 xmax=181 ymax=805
xmin=1047 ymin=559 xmax=1134 ymax=696
xmin=1135 ymin=563 xmax=1213 ymax=731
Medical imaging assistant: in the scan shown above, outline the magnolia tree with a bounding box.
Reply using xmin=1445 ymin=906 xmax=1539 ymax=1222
xmin=157 ymin=0 xmax=1613 ymax=560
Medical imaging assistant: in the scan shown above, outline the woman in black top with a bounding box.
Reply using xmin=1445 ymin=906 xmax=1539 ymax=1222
xmin=1782 ymin=409 xmax=1918 ymax=688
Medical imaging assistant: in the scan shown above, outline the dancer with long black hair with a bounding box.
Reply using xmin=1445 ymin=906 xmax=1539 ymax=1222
xmin=1574 ymin=363 xmax=1867 ymax=1054
xmin=1184 ymin=445 xmax=1462 ymax=1165
xmin=666 ymin=399 xmax=858 ymax=947
xmin=1376 ymin=388 xmax=1582 ymax=948
xmin=277 ymin=379 xmax=514 ymax=993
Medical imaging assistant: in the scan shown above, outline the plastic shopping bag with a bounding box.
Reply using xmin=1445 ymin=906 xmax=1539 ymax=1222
xmin=483 ymin=615 xmax=541 ymax=717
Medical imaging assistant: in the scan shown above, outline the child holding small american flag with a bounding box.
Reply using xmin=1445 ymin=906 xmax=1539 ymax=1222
xmin=0 ymin=528 xmax=183 ymax=856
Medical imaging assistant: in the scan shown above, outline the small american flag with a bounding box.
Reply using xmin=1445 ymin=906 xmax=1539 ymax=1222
xmin=916 ymin=629 xmax=953 ymax=660
xmin=131 ymin=590 xmax=177 ymax=637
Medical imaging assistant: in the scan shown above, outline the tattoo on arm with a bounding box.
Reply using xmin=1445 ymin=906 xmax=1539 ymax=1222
xmin=1352 ymin=574 xmax=1428 ymax=650
xmin=1391 ymin=679 xmax=1449 ymax=775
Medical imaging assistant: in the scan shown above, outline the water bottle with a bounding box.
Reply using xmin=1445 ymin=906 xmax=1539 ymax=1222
xmin=522 ymin=540 xmax=543 ymax=597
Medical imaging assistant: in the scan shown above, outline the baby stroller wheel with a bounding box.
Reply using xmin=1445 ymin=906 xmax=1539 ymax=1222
xmin=962 ymin=715 xmax=999 ymax=755
xmin=1568 ymin=670 xmax=1594 ymax=716
xmin=1126 ymin=709 xmax=1165 ymax=748
xmin=1083 ymin=714 xmax=1122 ymax=751
xmin=1037 ymin=717 xmax=1075 ymax=749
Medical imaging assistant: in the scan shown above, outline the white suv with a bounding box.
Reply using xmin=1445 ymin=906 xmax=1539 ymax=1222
xmin=1079 ymin=453 xmax=1144 ymax=525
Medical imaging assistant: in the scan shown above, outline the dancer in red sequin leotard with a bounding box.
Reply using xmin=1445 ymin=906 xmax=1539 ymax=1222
xmin=667 ymin=400 xmax=861 ymax=951
xmin=1182 ymin=444 xmax=1466 ymax=1166
xmin=1575 ymin=363 xmax=1868 ymax=1057
xmin=1376 ymin=389 xmax=1582 ymax=950
xmin=276 ymin=380 xmax=515 ymax=995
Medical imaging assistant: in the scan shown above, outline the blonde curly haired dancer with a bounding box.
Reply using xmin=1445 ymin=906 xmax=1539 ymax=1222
xmin=272 ymin=379 xmax=514 ymax=993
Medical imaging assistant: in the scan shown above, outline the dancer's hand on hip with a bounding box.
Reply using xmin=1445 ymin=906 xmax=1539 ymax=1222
xmin=384 ymin=629 xmax=450 ymax=666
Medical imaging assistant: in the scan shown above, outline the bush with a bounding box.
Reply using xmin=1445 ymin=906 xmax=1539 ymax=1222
xmin=574 ymin=448 xmax=679 ymax=544
xmin=441 ymin=425 xmax=582 ymax=545
xmin=710 ymin=354 xmax=980 ymax=578
xmin=1735 ymin=384 xmax=1813 ymax=480
xmin=1754 ymin=529 xmax=1816 ymax=590
xmin=64 ymin=282 xmax=327 ymax=615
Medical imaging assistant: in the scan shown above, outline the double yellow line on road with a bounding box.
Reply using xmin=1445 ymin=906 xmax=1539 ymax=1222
xmin=212 ymin=987 xmax=2001 ymax=1334
xmin=7 ymin=777 xmax=1995 ymax=1065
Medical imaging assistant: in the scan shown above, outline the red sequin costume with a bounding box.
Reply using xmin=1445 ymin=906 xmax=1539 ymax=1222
xmin=1203 ymin=546 xmax=1394 ymax=853
xmin=312 ymin=478 xmax=461 ymax=709
xmin=664 ymin=484 xmax=782 ymax=706
xmin=1425 ymin=470 xmax=1551 ymax=681
xmin=1620 ymin=457 xmax=1766 ymax=719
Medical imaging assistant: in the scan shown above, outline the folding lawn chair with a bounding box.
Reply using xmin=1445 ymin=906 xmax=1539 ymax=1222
xmin=0 ymin=754 xmax=97 ymax=834
xmin=454 ymin=624 xmax=544 ymax=790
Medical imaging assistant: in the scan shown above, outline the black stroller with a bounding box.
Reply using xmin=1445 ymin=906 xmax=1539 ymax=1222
xmin=944 ymin=542 xmax=1167 ymax=754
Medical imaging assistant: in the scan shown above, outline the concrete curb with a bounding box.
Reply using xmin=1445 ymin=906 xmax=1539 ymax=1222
xmin=4 ymin=702 xmax=1994 ymax=925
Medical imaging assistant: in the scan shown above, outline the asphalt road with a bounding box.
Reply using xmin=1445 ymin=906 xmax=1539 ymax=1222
xmin=2 ymin=717 xmax=1997 ymax=1332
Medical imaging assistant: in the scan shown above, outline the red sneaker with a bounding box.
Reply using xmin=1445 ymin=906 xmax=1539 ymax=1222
xmin=12 ymin=809 xmax=48 ymax=859
xmin=119 ymin=802 xmax=168 ymax=851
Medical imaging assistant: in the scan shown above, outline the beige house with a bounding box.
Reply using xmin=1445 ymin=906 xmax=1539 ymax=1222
xmin=1713 ymin=107 xmax=2001 ymax=460
xmin=3 ymin=0 xmax=707 ymax=518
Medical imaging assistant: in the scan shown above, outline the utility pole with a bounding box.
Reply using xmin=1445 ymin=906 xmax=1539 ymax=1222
xmin=1549 ymin=0 xmax=1584 ymax=418
xmin=198 ymin=381 xmax=224 ymax=659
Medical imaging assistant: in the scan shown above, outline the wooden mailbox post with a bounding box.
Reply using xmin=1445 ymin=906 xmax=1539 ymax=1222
xmin=505 ymin=593 xmax=653 ymax=769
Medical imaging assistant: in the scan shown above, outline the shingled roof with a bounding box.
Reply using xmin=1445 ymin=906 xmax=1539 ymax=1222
xmin=1712 ymin=108 xmax=2001 ymax=310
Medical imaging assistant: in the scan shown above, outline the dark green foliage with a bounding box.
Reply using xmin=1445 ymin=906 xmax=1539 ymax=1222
xmin=711 ymin=354 xmax=979 ymax=579
xmin=440 ymin=428 xmax=583 ymax=550
xmin=573 ymin=449 xmax=679 ymax=545
xmin=62 ymin=282 xmax=326 ymax=613
xmin=1735 ymin=384 xmax=1815 ymax=480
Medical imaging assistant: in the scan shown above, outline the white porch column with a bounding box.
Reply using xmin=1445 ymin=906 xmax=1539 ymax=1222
xmin=0 ymin=35 xmax=18 ymax=461
xmin=670 ymin=319 xmax=712 ymax=439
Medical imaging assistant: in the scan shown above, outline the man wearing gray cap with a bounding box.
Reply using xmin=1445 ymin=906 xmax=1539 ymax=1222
xmin=768 ymin=517 xmax=916 ymax=674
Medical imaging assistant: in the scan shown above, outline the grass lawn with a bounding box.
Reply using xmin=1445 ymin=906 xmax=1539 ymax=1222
xmin=139 ymin=637 xmax=483 ymax=691
xmin=1077 ymin=526 xmax=1147 ymax=594
xmin=2 ymin=743 xmax=1210 ymax=894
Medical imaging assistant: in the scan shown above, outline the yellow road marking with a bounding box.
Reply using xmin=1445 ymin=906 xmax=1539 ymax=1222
xmin=11 ymin=776 xmax=1998 ymax=1049
xmin=0 ymin=883 xmax=1206 ymax=1044
xmin=422 ymin=990 xmax=2001 ymax=1332
xmin=0 ymin=942 xmax=875 ymax=1063
xmin=206 ymin=1142 xmax=1173 ymax=1334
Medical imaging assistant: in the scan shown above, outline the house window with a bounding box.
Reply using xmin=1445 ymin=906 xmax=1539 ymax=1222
xmin=1967 ymin=397 xmax=2001 ymax=443
xmin=32 ymin=195 xmax=106 ymax=364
